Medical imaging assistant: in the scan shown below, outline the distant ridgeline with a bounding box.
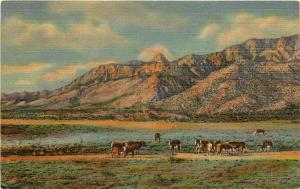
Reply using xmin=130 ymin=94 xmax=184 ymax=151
xmin=2 ymin=34 xmax=300 ymax=121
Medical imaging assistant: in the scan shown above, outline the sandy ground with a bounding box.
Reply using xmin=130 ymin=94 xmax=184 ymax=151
xmin=1 ymin=119 xmax=299 ymax=131
xmin=2 ymin=151 xmax=300 ymax=162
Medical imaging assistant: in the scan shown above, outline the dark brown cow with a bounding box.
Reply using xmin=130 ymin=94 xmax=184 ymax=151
xmin=169 ymin=139 xmax=181 ymax=154
xmin=111 ymin=141 xmax=125 ymax=158
xmin=216 ymin=142 xmax=233 ymax=155
xmin=123 ymin=141 xmax=147 ymax=157
xmin=259 ymin=140 xmax=273 ymax=152
xmin=154 ymin=133 xmax=161 ymax=143
xmin=253 ymin=129 xmax=266 ymax=136
xmin=229 ymin=141 xmax=246 ymax=153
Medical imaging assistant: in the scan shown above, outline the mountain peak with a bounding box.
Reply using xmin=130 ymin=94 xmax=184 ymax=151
xmin=152 ymin=53 xmax=169 ymax=64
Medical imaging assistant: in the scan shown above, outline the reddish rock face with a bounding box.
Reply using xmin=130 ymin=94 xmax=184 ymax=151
xmin=2 ymin=34 xmax=300 ymax=114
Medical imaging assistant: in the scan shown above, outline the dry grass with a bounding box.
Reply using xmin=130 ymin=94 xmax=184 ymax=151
xmin=2 ymin=119 xmax=299 ymax=131
xmin=2 ymin=151 xmax=300 ymax=162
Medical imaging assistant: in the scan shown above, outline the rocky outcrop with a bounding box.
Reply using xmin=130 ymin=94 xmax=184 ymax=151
xmin=2 ymin=34 xmax=300 ymax=115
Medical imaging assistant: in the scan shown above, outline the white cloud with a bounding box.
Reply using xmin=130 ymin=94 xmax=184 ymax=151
xmin=138 ymin=44 xmax=174 ymax=61
xmin=50 ymin=2 xmax=187 ymax=30
xmin=2 ymin=63 xmax=52 ymax=74
xmin=15 ymin=60 xmax=118 ymax=85
xmin=2 ymin=17 xmax=126 ymax=50
xmin=41 ymin=60 xmax=118 ymax=80
xmin=198 ymin=13 xmax=299 ymax=48
xmin=15 ymin=78 xmax=37 ymax=86
xmin=198 ymin=24 xmax=221 ymax=39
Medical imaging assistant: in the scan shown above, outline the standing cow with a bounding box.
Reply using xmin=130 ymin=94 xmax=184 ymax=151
xmin=111 ymin=141 xmax=125 ymax=158
xmin=207 ymin=142 xmax=214 ymax=155
xmin=253 ymin=129 xmax=266 ymax=136
xmin=195 ymin=139 xmax=213 ymax=154
xmin=259 ymin=140 xmax=273 ymax=152
xmin=154 ymin=133 xmax=161 ymax=143
xmin=169 ymin=139 xmax=181 ymax=154
xmin=229 ymin=141 xmax=246 ymax=153
xmin=123 ymin=141 xmax=147 ymax=157
xmin=216 ymin=142 xmax=233 ymax=155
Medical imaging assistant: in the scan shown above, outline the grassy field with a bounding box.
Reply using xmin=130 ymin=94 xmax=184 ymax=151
xmin=1 ymin=119 xmax=300 ymax=188
xmin=2 ymin=119 xmax=300 ymax=152
xmin=2 ymin=157 xmax=300 ymax=189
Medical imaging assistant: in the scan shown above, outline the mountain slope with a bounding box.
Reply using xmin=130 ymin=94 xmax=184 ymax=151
xmin=2 ymin=34 xmax=300 ymax=116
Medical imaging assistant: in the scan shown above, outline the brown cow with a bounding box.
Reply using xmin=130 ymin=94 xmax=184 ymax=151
xmin=259 ymin=140 xmax=273 ymax=152
xmin=111 ymin=141 xmax=125 ymax=158
xmin=208 ymin=140 xmax=222 ymax=153
xmin=216 ymin=142 xmax=233 ymax=155
xmin=169 ymin=139 xmax=181 ymax=154
xmin=154 ymin=133 xmax=161 ymax=143
xmin=195 ymin=139 xmax=213 ymax=154
xmin=207 ymin=142 xmax=214 ymax=155
xmin=253 ymin=129 xmax=266 ymax=136
xmin=229 ymin=141 xmax=246 ymax=153
xmin=123 ymin=141 xmax=147 ymax=157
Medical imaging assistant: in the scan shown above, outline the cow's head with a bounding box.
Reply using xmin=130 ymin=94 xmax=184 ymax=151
xmin=141 ymin=141 xmax=147 ymax=147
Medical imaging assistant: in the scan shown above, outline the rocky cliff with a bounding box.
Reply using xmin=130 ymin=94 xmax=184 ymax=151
xmin=2 ymin=34 xmax=300 ymax=116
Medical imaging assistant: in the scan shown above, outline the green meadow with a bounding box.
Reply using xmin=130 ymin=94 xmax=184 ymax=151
xmin=2 ymin=158 xmax=300 ymax=189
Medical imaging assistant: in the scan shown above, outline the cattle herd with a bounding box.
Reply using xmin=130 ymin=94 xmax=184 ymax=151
xmin=111 ymin=129 xmax=274 ymax=158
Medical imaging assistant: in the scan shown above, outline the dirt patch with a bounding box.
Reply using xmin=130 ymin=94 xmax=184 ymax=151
xmin=2 ymin=118 xmax=298 ymax=131
xmin=2 ymin=151 xmax=300 ymax=162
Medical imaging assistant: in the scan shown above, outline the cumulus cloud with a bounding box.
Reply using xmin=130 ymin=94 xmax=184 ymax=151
xmin=15 ymin=79 xmax=36 ymax=86
xmin=198 ymin=13 xmax=299 ymax=48
xmin=41 ymin=60 xmax=118 ymax=80
xmin=138 ymin=44 xmax=174 ymax=61
xmin=2 ymin=63 xmax=52 ymax=74
xmin=198 ymin=24 xmax=221 ymax=39
xmin=15 ymin=60 xmax=118 ymax=85
xmin=50 ymin=2 xmax=187 ymax=30
xmin=2 ymin=17 xmax=126 ymax=50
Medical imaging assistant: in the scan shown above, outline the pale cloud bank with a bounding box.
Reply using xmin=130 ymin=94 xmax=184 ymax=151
xmin=15 ymin=60 xmax=118 ymax=85
xmin=2 ymin=63 xmax=52 ymax=74
xmin=50 ymin=2 xmax=187 ymax=30
xmin=198 ymin=24 xmax=221 ymax=39
xmin=2 ymin=17 xmax=126 ymax=50
xmin=198 ymin=13 xmax=299 ymax=48
xmin=138 ymin=44 xmax=174 ymax=62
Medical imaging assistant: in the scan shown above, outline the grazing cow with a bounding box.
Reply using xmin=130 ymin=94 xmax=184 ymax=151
xmin=229 ymin=141 xmax=246 ymax=153
xmin=154 ymin=133 xmax=161 ymax=143
xmin=216 ymin=142 xmax=233 ymax=155
xmin=259 ymin=140 xmax=273 ymax=152
xmin=169 ymin=139 xmax=181 ymax=154
xmin=111 ymin=141 xmax=125 ymax=158
xmin=253 ymin=129 xmax=266 ymax=136
xmin=124 ymin=141 xmax=147 ymax=157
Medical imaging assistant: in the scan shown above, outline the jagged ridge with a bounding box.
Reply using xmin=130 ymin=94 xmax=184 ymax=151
xmin=2 ymin=34 xmax=300 ymax=115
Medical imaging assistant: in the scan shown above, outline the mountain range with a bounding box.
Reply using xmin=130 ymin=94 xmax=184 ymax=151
xmin=2 ymin=34 xmax=300 ymax=117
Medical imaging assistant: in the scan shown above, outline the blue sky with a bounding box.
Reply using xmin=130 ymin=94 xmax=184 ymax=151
xmin=1 ymin=1 xmax=299 ymax=93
